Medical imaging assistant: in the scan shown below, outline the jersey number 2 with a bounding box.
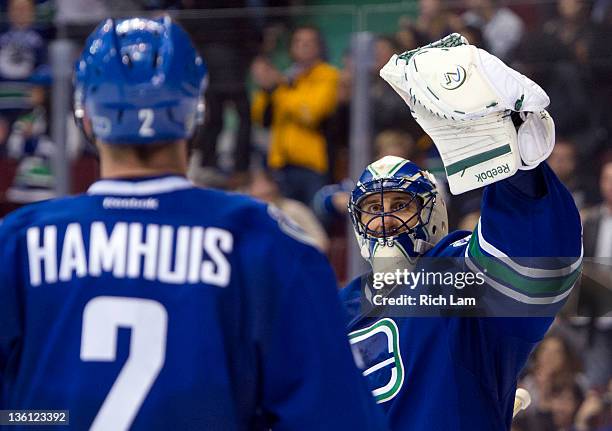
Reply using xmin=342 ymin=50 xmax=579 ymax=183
xmin=81 ymin=296 xmax=168 ymax=431
xmin=138 ymin=109 xmax=155 ymax=137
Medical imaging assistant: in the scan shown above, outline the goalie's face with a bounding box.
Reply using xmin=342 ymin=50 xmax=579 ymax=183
xmin=359 ymin=191 xmax=421 ymax=238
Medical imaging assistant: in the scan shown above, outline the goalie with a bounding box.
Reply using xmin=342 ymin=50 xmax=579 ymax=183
xmin=341 ymin=34 xmax=582 ymax=430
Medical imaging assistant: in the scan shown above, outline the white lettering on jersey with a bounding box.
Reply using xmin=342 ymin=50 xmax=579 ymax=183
xmin=127 ymin=223 xmax=159 ymax=280
xmin=201 ymin=227 xmax=233 ymax=288
xmin=27 ymin=226 xmax=58 ymax=287
xmin=102 ymin=197 xmax=159 ymax=210
xmin=26 ymin=223 xmax=234 ymax=287
xmin=89 ymin=222 xmax=128 ymax=278
xmin=187 ymin=226 xmax=204 ymax=284
xmin=158 ymin=225 xmax=189 ymax=284
xmin=59 ymin=223 xmax=87 ymax=281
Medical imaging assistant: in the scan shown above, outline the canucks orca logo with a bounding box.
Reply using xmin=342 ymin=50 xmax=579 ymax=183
xmin=349 ymin=318 xmax=404 ymax=403
xmin=441 ymin=65 xmax=467 ymax=90
xmin=91 ymin=115 xmax=112 ymax=137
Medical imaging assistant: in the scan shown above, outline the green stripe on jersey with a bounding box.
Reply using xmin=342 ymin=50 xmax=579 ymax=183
xmin=468 ymin=234 xmax=581 ymax=295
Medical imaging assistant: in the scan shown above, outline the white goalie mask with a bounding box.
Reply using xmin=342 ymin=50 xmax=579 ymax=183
xmin=348 ymin=156 xmax=448 ymax=274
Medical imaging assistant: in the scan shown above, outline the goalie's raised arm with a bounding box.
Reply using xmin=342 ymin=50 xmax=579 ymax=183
xmin=380 ymin=33 xmax=555 ymax=195
xmin=467 ymin=160 xmax=582 ymax=316
xmin=379 ymin=33 xmax=582 ymax=317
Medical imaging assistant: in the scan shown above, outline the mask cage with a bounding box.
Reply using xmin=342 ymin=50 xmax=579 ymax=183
xmin=350 ymin=177 xmax=437 ymax=242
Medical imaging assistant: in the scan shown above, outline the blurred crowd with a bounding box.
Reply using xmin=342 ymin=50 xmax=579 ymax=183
xmin=0 ymin=1 xmax=610 ymax=429
xmin=0 ymin=0 xmax=611 ymax=244
xmin=513 ymin=323 xmax=612 ymax=431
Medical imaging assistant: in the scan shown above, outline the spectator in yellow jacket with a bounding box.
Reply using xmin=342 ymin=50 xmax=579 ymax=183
xmin=251 ymin=25 xmax=339 ymax=205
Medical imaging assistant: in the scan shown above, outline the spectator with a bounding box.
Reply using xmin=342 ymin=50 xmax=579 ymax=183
xmin=461 ymin=24 xmax=485 ymax=47
xmin=4 ymin=106 xmax=57 ymax=204
xmin=550 ymin=378 xmax=586 ymax=431
xmin=246 ymin=170 xmax=330 ymax=253
xmin=544 ymin=0 xmax=591 ymax=63
xmin=548 ymin=138 xmax=587 ymax=209
xmin=583 ymin=156 xmax=612 ymax=259
xmin=574 ymin=380 xmax=612 ymax=430
xmin=404 ymin=0 xmax=462 ymax=45
xmin=512 ymin=32 xmax=591 ymax=138
xmin=462 ymin=0 xmax=525 ymax=60
xmin=324 ymin=48 xmax=352 ymax=183
xmin=370 ymin=36 xmax=421 ymax=138
xmin=562 ymin=316 xmax=612 ymax=394
xmin=592 ymin=0 xmax=612 ymax=23
xmin=540 ymin=0 xmax=595 ymax=145
xmin=187 ymin=0 xmax=262 ymax=189
xmin=313 ymin=130 xmax=418 ymax=223
xmin=374 ymin=130 xmax=417 ymax=163
xmin=562 ymin=156 xmax=612 ymax=396
xmin=396 ymin=18 xmax=419 ymax=52
xmin=522 ymin=333 xmax=583 ymax=416
xmin=0 ymin=116 xmax=10 ymax=157
xmin=252 ymin=25 xmax=339 ymax=206
xmin=0 ymin=0 xmax=49 ymax=130
xmin=586 ymin=11 xmax=612 ymax=150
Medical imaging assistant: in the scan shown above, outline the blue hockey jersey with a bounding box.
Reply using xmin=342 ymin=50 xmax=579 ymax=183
xmin=0 ymin=175 xmax=386 ymax=431
xmin=340 ymin=163 xmax=582 ymax=431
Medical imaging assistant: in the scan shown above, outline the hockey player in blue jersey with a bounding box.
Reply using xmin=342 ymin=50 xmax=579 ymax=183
xmin=0 ymin=16 xmax=387 ymax=431
xmin=341 ymin=35 xmax=583 ymax=430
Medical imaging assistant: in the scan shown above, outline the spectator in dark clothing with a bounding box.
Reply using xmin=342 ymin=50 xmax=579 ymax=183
xmin=543 ymin=0 xmax=592 ymax=63
xmin=0 ymin=0 xmax=49 ymax=149
xmin=407 ymin=0 xmax=463 ymax=45
xmin=574 ymin=380 xmax=612 ymax=431
xmin=550 ymin=378 xmax=586 ymax=431
xmin=585 ymin=13 xmax=612 ymax=151
xmin=547 ymin=138 xmax=587 ymax=209
xmin=518 ymin=333 xmax=584 ymax=431
xmin=184 ymin=0 xmax=262 ymax=188
xmin=462 ymin=0 xmax=525 ymax=60
xmin=512 ymin=32 xmax=590 ymax=138
xmin=583 ymin=156 xmax=612 ymax=259
xmin=370 ymin=36 xmax=421 ymax=138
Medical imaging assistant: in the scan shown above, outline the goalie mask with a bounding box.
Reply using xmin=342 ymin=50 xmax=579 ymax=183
xmin=349 ymin=156 xmax=448 ymax=274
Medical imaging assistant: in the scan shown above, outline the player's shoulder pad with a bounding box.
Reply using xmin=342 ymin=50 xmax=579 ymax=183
xmin=0 ymin=197 xmax=77 ymax=239
xmin=212 ymin=190 xmax=319 ymax=251
xmin=265 ymin=203 xmax=319 ymax=248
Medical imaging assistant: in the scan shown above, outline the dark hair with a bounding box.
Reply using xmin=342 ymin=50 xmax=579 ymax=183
xmin=533 ymin=332 xmax=583 ymax=375
xmin=551 ymin=376 xmax=585 ymax=406
xmin=291 ymin=24 xmax=328 ymax=61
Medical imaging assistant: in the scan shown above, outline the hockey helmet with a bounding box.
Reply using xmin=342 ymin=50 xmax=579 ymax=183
xmin=74 ymin=16 xmax=207 ymax=144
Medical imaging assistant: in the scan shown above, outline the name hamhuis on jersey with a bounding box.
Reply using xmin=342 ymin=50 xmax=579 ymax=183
xmin=26 ymin=222 xmax=233 ymax=287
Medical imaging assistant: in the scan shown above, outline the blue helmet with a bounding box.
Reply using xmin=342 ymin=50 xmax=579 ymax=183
xmin=348 ymin=156 xmax=448 ymax=272
xmin=74 ymin=16 xmax=207 ymax=144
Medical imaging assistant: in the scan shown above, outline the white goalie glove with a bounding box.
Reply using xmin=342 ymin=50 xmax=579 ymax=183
xmin=380 ymin=34 xmax=555 ymax=195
